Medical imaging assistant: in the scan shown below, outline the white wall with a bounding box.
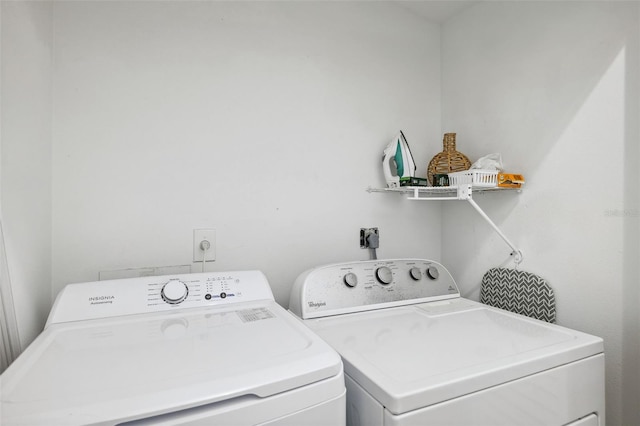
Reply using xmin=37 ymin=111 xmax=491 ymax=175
xmin=51 ymin=1 xmax=443 ymax=306
xmin=0 ymin=1 xmax=53 ymax=349
xmin=6 ymin=2 xmax=638 ymax=423
xmin=441 ymin=2 xmax=640 ymax=425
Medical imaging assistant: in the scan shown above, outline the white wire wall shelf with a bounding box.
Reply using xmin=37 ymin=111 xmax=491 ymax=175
xmin=366 ymin=185 xmax=520 ymax=200
xmin=367 ymin=184 xmax=524 ymax=265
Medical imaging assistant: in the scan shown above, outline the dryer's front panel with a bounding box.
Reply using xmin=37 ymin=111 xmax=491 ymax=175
xmin=305 ymin=298 xmax=603 ymax=415
xmin=383 ymin=354 xmax=605 ymax=426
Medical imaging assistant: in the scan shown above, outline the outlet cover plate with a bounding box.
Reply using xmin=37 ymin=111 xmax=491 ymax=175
xmin=193 ymin=229 xmax=216 ymax=262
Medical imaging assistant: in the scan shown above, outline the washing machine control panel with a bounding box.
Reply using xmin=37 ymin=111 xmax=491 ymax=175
xmin=289 ymin=259 xmax=460 ymax=319
xmin=47 ymin=270 xmax=275 ymax=325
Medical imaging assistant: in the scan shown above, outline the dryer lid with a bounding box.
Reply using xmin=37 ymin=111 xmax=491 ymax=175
xmin=306 ymin=298 xmax=603 ymax=415
xmin=1 ymin=300 xmax=342 ymax=424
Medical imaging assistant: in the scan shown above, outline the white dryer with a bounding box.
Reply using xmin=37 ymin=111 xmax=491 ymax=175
xmin=289 ymin=259 xmax=605 ymax=426
xmin=1 ymin=270 xmax=346 ymax=425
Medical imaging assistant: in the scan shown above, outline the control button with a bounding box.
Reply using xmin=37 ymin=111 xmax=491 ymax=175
xmin=427 ymin=266 xmax=439 ymax=280
xmin=161 ymin=280 xmax=189 ymax=304
xmin=344 ymin=272 xmax=358 ymax=288
xmin=409 ymin=267 xmax=422 ymax=281
xmin=375 ymin=267 xmax=393 ymax=285
xmin=205 ymin=293 xmax=212 ymax=300
xmin=220 ymin=292 xmax=227 ymax=299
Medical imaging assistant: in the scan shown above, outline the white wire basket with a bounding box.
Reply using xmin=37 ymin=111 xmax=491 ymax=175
xmin=448 ymin=169 xmax=498 ymax=187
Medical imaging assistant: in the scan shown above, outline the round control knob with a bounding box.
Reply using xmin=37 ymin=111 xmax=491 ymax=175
xmin=409 ymin=267 xmax=422 ymax=281
xmin=375 ymin=266 xmax=393 ymax=285
xmin=426 ymin=266 xmax=439 ymax=280
xmin=343 ymin=272 xmax=358 ymax=288
xmin=161 ymin=279 xmax=189 ymax=304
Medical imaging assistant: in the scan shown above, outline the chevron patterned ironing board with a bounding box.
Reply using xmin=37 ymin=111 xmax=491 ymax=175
xmin=480 ymin=268 xmax=556 ymax=323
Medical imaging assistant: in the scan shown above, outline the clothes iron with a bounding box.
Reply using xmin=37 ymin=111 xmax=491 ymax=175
xmin=382 ymin=131 xmax=417 ymax=188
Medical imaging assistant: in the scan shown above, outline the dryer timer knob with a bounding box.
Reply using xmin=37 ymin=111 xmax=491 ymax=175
xmin=427 ymin=266 xmax=440 ymax=280
xmin=344 ymin=272 xmax=358 ymax=288
xmin=161 ymin=279 xmax=189 ymax=304
xmin=375 ymin=267 xmax=393 ymax=285
xmin=409 ymin=267 xmax=422 ymax=280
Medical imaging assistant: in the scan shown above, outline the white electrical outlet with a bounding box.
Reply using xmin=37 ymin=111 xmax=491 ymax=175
xmin=193 ymin=229 xmax=216 ymax=263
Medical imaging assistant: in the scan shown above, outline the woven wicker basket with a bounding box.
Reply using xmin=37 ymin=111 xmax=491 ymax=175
xmin=427 ymin=133 xmax=471 ymax=185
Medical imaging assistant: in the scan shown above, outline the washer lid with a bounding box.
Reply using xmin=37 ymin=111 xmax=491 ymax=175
xmin=1 ymin=300 xmax=343 ymax=424
xmin=305 ymin=298 xmax=603 ymax=415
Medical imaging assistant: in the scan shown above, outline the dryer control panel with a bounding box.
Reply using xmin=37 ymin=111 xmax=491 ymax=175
xmin=289 ymin=259 xmax=460 ymax=319
xmin=47 ymin=270 xmax=274 ymax=326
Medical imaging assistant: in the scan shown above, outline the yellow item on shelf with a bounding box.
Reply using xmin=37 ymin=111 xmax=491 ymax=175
xmin=497 ymin=173 xmax=525 ymax=188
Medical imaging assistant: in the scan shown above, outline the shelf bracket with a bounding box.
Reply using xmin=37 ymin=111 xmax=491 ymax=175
xmin=406 ymin=184 xmax=474 ymax=201
xmin=367 ymin=184 xmax=523 ymax=265
xmin=465 ymin=195 xmax=523 ymax=265
xmin=456 ymin=184 xmax=473 ymax=200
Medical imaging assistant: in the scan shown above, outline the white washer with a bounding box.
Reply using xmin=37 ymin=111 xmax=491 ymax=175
xmin=1 ymin=270 xmax=346 ymax=425
xmin=289 ymin=259 xmax=605 ymax=426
